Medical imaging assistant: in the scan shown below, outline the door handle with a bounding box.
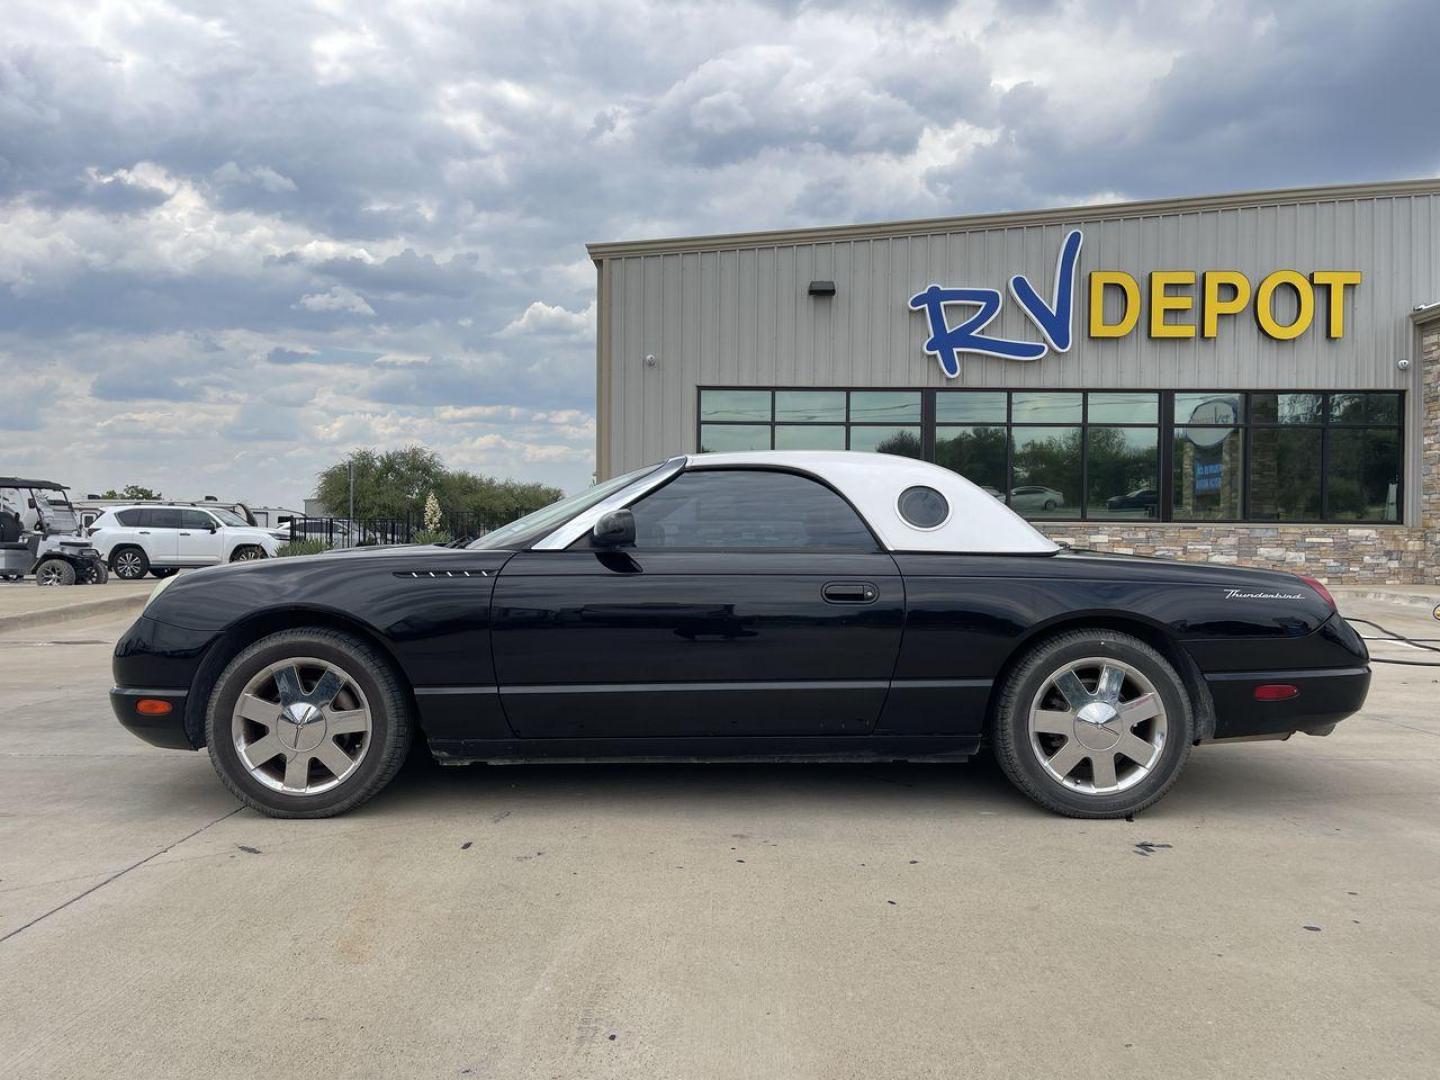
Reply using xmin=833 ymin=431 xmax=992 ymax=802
xmin=178 ymin=532 xmax=191 ymax=536
xmin=138 ymin=530 xmax=150 ymax=534
xmin=822 ymin=581 xmax=878 ymax=604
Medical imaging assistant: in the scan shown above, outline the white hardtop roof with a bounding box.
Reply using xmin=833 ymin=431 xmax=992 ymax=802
xmin=683 ymin=450 xmax=1058 ymax=555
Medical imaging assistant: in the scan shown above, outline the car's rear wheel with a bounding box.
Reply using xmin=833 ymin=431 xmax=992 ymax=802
xmin=111 ymin=547 xmax=149 ymax=580
xmin=205 ymin=628 xmax=413 ymax=818
xmin=35 ymin=558 xmax=76 ymax=586
xmin=991 ymin=629 xmax=1193 ymax=818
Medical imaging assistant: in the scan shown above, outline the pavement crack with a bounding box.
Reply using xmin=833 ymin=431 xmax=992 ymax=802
xmin=0 ymin=806 xmax=243 ymax=946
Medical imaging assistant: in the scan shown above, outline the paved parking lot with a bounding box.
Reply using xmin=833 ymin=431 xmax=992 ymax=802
xmin=1 ymin=601 xmax=1438 ymax=1079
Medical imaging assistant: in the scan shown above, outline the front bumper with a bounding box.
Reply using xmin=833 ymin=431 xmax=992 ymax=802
xmin=110 ymin=688 xmax=193 ymax=749
xmin=1204 ymin=665 xmax=1371 ymax=740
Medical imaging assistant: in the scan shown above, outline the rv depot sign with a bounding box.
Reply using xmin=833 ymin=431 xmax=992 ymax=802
xmin=907 ymin=229 xmax=1362 ymax=378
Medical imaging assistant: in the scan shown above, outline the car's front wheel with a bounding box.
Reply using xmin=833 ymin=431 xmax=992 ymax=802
xmin=230 ymin=545 xmax=265 ymax=562
xmin=991 ymin=629 xmax=1193 ymax=818
xmin=205 ymin=628 xmax=413 ymax=818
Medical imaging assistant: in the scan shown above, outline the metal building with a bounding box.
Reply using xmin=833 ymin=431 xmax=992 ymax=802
xmin=588 ymin=179 xmax=1440 ymax=583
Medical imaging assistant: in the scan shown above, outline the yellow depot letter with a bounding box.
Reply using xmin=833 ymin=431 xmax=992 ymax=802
xmin=1088 ymin=271 xmax=1140 ymax=338
xmin=1256 ymin=270 xmax=1315 ymax=340
xmin=1310 ymin=270 xmax=1362 ymax=338
xmin=1149 ymin=271 xmax=1196 ymax=338
xmin=1201 ymin=270 xmax=1252 ymax=338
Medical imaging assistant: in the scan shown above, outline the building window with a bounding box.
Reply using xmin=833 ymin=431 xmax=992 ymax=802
xmin=697 ymin=387 xmax=1404 ymax=524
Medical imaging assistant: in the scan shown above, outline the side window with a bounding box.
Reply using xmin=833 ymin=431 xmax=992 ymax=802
xmin=628 ymin=470 xmax=876 ymax=551
xmin=115 ymin=509 xmax=143 ymax=526
xmin=178 ymin=509 xmax=214 ymax=530
xmin=149 ymin=509 xmax=183 ymax=529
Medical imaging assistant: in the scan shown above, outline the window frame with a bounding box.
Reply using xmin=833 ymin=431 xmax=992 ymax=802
xmin=696 ymin=387 xmax=1404 ymax=525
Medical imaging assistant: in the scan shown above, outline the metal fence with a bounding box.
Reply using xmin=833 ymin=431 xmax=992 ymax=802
xmin=283 ymin=509 xmax=520 ymax=548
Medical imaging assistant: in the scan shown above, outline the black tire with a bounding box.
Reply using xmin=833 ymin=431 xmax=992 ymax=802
xmin=991 ymin=629 xmax=1194 ymax=818
xmin=111 ymin=546 xmax=149 ymax=579
xmin=205 ymin=628 xmax=413 ymax=818
xmin=1042 ymin=499 xmax=1057 ymax=511
xmin=34 ymin=558 xmax=77 ymax=586
xmin=149 ymin=567 xmax=178 ymax=579
xmin=229 ymin=545 xmax=264 ymax=563
xmin=82 ymin=561 xmax=109 ymax=585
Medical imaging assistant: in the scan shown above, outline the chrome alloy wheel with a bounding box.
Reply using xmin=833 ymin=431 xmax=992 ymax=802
xmin=36 ymin=562 xmax=68 ymax=586
xmin=114 ymin=551 xmax=145 ymax=578
xmin=1027 ymin=657 xmax=1167 ymax=795
xmin=231 ymin=657 xmax=373 ymax=796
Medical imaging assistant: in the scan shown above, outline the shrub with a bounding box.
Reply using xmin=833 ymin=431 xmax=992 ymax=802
xmin=275 ymin=539 xmax=329 ymax=557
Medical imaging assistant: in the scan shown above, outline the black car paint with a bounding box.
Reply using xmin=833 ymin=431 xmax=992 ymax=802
xmin=112 ymin=537 xmax=1369 ymax=759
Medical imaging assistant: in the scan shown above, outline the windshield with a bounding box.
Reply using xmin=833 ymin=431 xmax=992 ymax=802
xmin=208 ymin=507 xmax=250 ymax=527
xmin=468 ymin=463 xmax=662 ymax=550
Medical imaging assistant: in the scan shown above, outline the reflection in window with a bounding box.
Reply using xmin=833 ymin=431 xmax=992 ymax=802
xmin=774 ymin=424 xmax=845 ymax=450
xmin=699 ymin=424 xmax=769 ymax=452
xmin=700 ymin=389 xmax=771 ymax=422
xmin=1012 ymin=392 xmax=1082 ymax=423
xmin=775 ymin=391 xmax=846 ymax=422
xmin=1087 ymin=393 xmax=1158 ymax=424
xmin=695 ymin=388 xmax=1403 ymax=524
xmin=1011 ymin=427 xmax=1081 ymax=519
xmin=936 ymin=391 xmax=1006 ymax=423
xmin=1251 ymin=393 xmax=1323 ymax=424
xmin=850 ymin=426 xmax=922 ymax=457
xmin=1249 ymin=428 xmax=1322 ymax=520
xmin=1173 ymin=428 xmax=1243 ymax=520
xmin=849 ymin=391 xmax=921 ymax=423
xmin=935 ymin=426 xmax=1006 ymax=496
xmin=1327 ymin=428 xmax=1400 ymax=521
xmin=1087 ymin=427 xmax=1159 ymax=519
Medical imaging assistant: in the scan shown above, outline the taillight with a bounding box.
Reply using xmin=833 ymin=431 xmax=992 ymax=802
xmin=1297 ymin=574 xmax=1336 ymax=611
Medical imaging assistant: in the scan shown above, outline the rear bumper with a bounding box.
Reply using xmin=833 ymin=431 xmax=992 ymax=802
xmin=1204 ymin=666 xmax=1371 ymax=740
xmin=109 ymin=688 xmax=194 ymax=750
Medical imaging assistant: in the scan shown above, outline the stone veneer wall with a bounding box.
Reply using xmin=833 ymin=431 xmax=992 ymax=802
xmin=1040 ymin=323 xmax=1440 ymax=585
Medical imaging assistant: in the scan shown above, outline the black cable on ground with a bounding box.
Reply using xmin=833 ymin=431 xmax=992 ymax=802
xmin=1345 ymin=616 xmax=1440 ymax=667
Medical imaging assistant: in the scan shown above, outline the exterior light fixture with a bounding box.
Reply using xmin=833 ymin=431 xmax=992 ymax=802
xmin=808 ymin=280 xmax=836 ymax=297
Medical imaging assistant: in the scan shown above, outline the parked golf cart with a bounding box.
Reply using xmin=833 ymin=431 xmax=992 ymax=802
xmin=0 ymin=478 xmax=108 ymax=585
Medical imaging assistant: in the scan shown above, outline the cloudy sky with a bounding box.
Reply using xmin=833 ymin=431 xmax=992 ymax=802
xmin=1 ymin=0 xmax=1434 ymax=506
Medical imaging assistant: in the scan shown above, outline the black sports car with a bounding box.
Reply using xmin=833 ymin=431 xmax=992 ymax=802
xmin=111 ymin=451 xmax=1370 ymax=819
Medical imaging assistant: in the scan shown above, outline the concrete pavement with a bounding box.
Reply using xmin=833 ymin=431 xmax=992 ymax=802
xmin=0 ymin=603 xmax=1437 ymax=1079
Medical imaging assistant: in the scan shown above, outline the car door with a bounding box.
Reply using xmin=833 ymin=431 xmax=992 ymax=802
xmin=174 ymin=509 xmax=223 ymax=565
xmin=490 ymin=467 xmax=904 ymax=739
xmin=137 ymin=508 xmax=181 ymax=566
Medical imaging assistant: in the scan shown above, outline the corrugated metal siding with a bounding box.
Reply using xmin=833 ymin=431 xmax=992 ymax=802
xmin=599 ymin=191 xmax=1440 ymax=475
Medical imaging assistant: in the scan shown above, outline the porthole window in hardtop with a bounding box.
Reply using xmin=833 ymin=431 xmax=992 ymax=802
xmin=630 ymin=470 xmax=876 ymax=550
xmin=897 ymin=486 xmax=949 ymax=529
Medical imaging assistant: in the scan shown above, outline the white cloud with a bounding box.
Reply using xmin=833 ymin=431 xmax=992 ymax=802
xmin=295 ymin=285 xmax=376 ymax=316
xmin=497 ymin=299 xmax=596 ymax=339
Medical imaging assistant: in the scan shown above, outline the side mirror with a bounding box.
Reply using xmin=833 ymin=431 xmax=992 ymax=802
xmin=591 ymin=509 xmax=636 ymax=548
xmin=208 ymin=523 xmax=218 ymax=533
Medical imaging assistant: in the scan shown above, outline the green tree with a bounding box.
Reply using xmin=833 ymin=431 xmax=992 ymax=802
xmin=100 ymin=484 xmax=162 ymax=500
xmin=314 ymin=447 xmax=562 ymax=524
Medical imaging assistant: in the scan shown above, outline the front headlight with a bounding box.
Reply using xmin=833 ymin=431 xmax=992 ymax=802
xmin=145 ymin=573 xmax=179 ymax=610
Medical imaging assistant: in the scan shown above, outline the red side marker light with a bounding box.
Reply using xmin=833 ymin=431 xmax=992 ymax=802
xmin=1254 ymin=684 xmax=1299 ymax=702
xmin=135 ymin=698 xmax=174 ymax=716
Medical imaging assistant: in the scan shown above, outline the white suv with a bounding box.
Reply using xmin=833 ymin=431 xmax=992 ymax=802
xmin=90 ymin=505 xmax=281 ymax=579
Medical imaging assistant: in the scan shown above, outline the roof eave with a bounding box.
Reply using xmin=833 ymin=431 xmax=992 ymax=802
xmin=588 ymin=177 xmax=1440 ymax=261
